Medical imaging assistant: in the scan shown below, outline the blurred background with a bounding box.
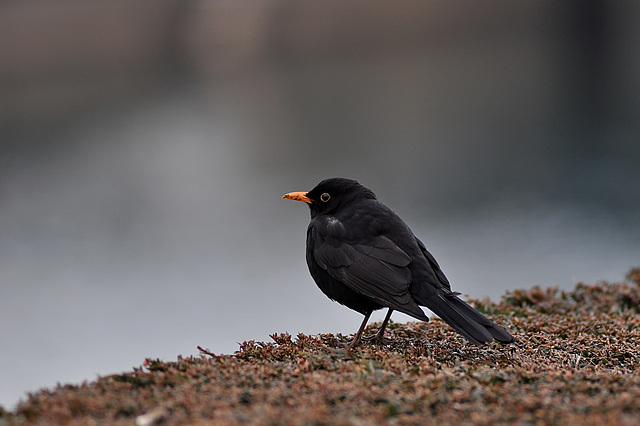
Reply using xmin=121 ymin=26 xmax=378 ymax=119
xmin=1 ymin=0 xmax=639 ymax=409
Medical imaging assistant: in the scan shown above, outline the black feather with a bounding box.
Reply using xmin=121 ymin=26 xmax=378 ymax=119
xmin=285 ymin=178 xmax=515 ymax=346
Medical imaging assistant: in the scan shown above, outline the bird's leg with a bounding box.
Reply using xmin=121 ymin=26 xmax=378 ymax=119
xmin=348 ymin=311 xmax=372 ymax=348
xmin=362 ymin=309 xmax=394 ymax=344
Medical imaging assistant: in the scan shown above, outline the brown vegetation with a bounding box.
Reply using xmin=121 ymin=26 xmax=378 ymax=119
xmin=3 ymin=268 xmax=640 ymax=425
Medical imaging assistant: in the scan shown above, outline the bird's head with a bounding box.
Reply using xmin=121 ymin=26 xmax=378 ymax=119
xmin=283 ymin=177 xmax=376 ymax=218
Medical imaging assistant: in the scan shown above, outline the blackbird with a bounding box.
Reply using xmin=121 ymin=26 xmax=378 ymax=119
xmin=283 ymin=177 xmax=515 ymax=347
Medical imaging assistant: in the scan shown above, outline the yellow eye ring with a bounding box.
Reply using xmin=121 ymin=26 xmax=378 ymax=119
xmin=320 ymin=193 xmax=330 ymax=202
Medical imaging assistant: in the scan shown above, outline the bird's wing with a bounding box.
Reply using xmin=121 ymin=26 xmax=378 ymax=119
xmin=415 ymin=236 xmax=452 ymax=292
xmin=311 ymin=220 xmax=419 ymax=311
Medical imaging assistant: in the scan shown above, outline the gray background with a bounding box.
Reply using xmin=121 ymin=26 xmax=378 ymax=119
xmin=2 ymin=1 xmax=639 ymax=409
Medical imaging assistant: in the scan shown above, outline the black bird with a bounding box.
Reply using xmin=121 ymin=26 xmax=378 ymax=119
xmin=283 ymin=177 xmax=514 ymax=347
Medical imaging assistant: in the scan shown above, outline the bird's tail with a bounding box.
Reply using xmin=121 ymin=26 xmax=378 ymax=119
xmin=416 ymin=292 xmax=515 ymax=345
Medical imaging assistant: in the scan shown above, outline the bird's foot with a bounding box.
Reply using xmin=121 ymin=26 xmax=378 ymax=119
xmin=344 ymin=332 xmax=390 ymax=350
xmin=346 ymin=338 xmax=362 ymax=350
xmin=360 ymin=332 xmax=389 ymax=345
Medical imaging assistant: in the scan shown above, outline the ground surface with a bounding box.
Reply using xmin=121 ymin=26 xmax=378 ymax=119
xmin=2 ymin=268 xmax=640 ymax=425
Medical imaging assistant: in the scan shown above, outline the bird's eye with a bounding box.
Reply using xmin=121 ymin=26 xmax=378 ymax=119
xmin=320 ymin=193 xmax=331 ymax=202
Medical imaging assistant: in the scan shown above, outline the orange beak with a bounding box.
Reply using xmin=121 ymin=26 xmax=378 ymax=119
xmin=282 ymin=191 xmax=312 ymax=204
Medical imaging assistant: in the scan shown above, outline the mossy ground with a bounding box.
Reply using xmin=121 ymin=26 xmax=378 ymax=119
xmin=2 ymin=269 xmax=640 ymax=425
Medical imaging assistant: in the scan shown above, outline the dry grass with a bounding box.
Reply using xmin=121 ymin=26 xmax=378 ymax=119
xmin=2 ymin=268 xmax=640 ymax=425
